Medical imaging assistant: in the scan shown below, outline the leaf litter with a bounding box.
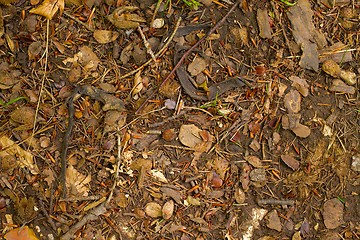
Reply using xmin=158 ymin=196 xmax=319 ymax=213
xmin=0 ymin=0 xmax=359 ymax=239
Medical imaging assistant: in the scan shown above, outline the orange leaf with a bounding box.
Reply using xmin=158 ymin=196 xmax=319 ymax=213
xmin=4 ymin=226 xmax=39 ymax=240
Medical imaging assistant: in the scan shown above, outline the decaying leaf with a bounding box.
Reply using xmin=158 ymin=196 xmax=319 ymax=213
xmin=30 ymin=0 xmax=64 ymax=20
xmin=0 ymin=136 xmax=39 ymax=174
xmin=10 ymin=106 xmax=35 ymax=130
xmin=245 ymin=156 xmax=263 ymax=168
xmin=93 ymin=30 xmax=119 ymax=44
xmin=4 ymin=226 xmax=39 ymax=240
xmin=66 ymin=165 xmax=91 ymax=196
xmin=107 ymin=6 xmax=146 ymax=29
xmin=178 ymin=124 xmax=214 ymax=153
xmin=160 ymin=187 xmax=183 ymax=205
xmin=208 ymin=157 xmax=229 ymax=180
xmin=185 ymin=195 xmax=201 ymax=206
xmin=0 ymin=70 xmax=20 ymax=90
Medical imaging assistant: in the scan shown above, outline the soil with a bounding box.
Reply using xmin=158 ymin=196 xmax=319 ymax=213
xmin=0 ymin=0 xmax=359 ymax=239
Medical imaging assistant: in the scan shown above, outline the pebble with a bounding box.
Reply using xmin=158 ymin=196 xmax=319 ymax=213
xmin=291 ymin=124 xmax=311 ymax=138
xmin=284 ymin=90 xmax=301 ymax=113
xmin=322 ymin=59 xmax=341 ymax=77
xmin=329 ymin=79 xmax=356 ymax=94
xmin=340 ymin=70 xmax=357 ymax=85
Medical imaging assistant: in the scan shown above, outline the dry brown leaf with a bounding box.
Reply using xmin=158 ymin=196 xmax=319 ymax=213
xmin=178 ymin=124 xmax=202 ymax=148
xmin=30 ymin=0 xmax=64 ymax=20
xmin=145 ymin=202 xmax=162 ymax=218
xmin=162 ymin=200 xmax=174 ymax=220
xmin=93 ymin=30 xmax=119 ymax=44
xmin=160 ymin=187 xmax=183 ymax=204
xmin=66 ymin=165 xmax=91 ymax=196
xmin=107 ymin=6 xmax=146 ymax=29
xmin=211 ymin=157 xmax=229 ymax=180
xmin=0 ymin=136 xmax=39 ymax=174
xmin=0 ymin=70 xmax=20 ymax=89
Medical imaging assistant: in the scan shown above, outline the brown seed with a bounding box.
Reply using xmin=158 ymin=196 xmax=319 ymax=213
xmin=162 ymin=128 xmax=176 ymax=142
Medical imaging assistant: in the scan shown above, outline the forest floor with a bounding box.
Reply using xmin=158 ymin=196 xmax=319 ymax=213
xmin=0 ymin=0 xmax=359 ymax=239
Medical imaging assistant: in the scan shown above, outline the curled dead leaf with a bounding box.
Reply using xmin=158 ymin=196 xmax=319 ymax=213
xmin=30 ymin=0 xmax=64 ymax=20
xmin=132 ymin=71 xmax=143 ymax=97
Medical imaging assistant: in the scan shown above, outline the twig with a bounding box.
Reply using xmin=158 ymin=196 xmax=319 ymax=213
xmin=138 ymin=25 xmax=157 ymax=62
xmin=135 ymin=0 xmax=240 ymax=114
xmin=257 ymin=199 xmax=295 ymax=206
xmin=63 ymin=11 xmax=95 ymax=32
xmin=151 ymin=0 xmax=163 ymax=25
xmin=119 ymin=17 xmax=182 ymax=80
xmin=60 ymin=202 xmax=107 ymax=240
xmin=106 ymin=132 xmax=122 ymax=205
xmin=29 ymin=19 xmax=50 ymax=149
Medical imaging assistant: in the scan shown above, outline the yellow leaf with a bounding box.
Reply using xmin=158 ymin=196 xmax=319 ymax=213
xmin=4 ymin=226 xmax=39 ymax=240
xmin=30 ymin=0 xmax=64 ymax=20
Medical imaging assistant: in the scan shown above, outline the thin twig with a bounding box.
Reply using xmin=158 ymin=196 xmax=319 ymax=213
xmin=106 ymin=132 xmax=122 ymax=205
xmin=135 ymin=1 xmax=240 ymax=114
xmin=138 ymin=25 xmax=157 ymax=62
xmin=30 ymin=19 xmax=50 ymax=149
xmin=63 ymin=11 xmax=95 ymax=31
xmin=119 ymin=17 xmax=182 ymax=80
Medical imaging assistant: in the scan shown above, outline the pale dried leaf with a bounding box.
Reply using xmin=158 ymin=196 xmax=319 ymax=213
xmin=0 ymin=136 xmax=39 ymax=174
xmin=66 ymin=165 xmax=91 ymax=196
xmin=132 ymin=71 xmax=143 ymax=97
xmin=145 ymin=202 xmax=162 ymax=218
xmin=178 ymin=124 xmax=202 ymax=148
xmin=150 ymin=169 xmax=168 ymax=183
xmin=93 ymin=30 xmax=119 ymax=44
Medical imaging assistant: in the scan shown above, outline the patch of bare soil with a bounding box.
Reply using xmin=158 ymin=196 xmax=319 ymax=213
xmin=0 ymin=0 xmax=359 ymax=239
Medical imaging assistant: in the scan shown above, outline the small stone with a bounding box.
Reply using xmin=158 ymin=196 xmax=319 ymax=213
xmin=272 ymin=132 xmax=281 ymax=145
xmin=289 ymin=76 xmax=309 ymax=97
xmin=339 ymin=70 xmax=357 ymax=85
xmin=322 ymin=59 xmax=341 ymax=77
xmin=351 ymin=154 xmax=360 ymax=172
xmin=322 ymin=198 xmax=344 ymax=229
xmin=151 ymin=18 xmax=164 ymax=29
xmin=162 ymin=128 xmax=176 ymax=142
xmin=250 ymin=168 xmax=266 ymax=182
xmin=282 ymin=114 xmax=301 ymax=130
xmin=265 ymin=210 xmax=282 ymax=232
xmin=234 ymin=188 xmax=246 ymax=204
xmin=187 ymin=57 xmax=207 ymax=76
xmin=284 ymin=90 xmax=301 ymax=113
xmin=329 ymin=79 xmax=355 ymax=94
xmin=291 ymin=124 xmax=311 ymax=138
